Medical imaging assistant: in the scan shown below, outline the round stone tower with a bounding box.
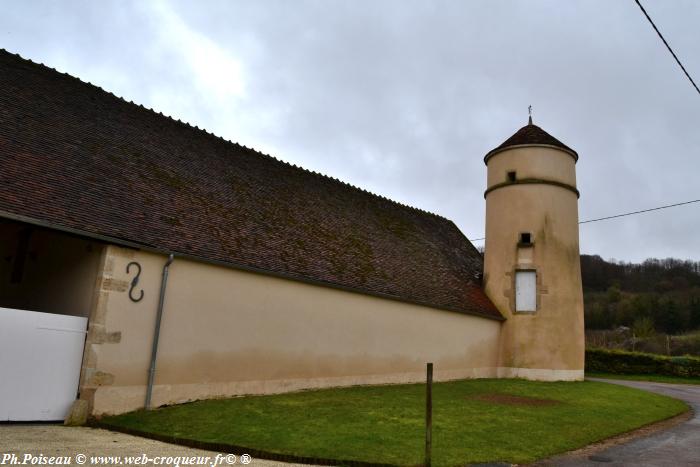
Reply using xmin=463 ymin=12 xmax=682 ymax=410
xmin=483 ymin=117 xmax=584 ymax=381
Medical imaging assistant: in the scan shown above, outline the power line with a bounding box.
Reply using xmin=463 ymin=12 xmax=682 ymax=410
xmin=634 ymin=0 xmax=700 ymax=97
xmin=468 ymin=198 xmax=700 ymax=242
xmin=579 ymin=198 xmax=700 ymax=224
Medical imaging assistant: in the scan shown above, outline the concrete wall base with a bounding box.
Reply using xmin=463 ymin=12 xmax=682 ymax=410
xmin=93 ymin=367 xmax=500 ymax=415
xmin=497 ymin=367 xmax=584 ymax=381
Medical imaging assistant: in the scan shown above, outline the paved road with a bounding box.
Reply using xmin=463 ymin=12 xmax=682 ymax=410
xmin=0 ymin=424 xmax=303 ymax=467
xmin=537 ymin=378 xmax=700 ymax=467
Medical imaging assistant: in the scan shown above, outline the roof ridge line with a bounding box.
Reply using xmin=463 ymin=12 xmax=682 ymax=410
xmin=2 ymin=47 xmax=449 ymax=222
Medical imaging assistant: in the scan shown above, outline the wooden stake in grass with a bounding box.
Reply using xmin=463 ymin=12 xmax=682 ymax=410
xmin=425 ymin=362 xmax=433 ymax=467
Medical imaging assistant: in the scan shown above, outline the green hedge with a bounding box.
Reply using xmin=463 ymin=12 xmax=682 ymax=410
xmin=586 ymin=348 xmax=700 ymax=378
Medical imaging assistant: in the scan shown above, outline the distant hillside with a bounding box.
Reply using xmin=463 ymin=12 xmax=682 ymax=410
xmin=581 ymin=255 xmax=700 ymax=333
xmin=581 ymin=255 xmax=700 ymax=292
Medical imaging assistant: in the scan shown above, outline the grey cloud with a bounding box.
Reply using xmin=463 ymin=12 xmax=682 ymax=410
xmin=1 ymin=0 xmax=698 ymax=262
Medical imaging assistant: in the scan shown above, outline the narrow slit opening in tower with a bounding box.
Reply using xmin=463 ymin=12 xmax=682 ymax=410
xmin=519 ymin=232 xmax=532 ymax=246
xmin=507 ymin=171 xmax=517 ymax=182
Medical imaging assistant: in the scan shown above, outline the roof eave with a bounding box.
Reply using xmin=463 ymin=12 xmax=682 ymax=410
xmin=483 ymin=143 xmax=579 ymax=164
xmin=0 ymin=209 xmax=505 ymax=322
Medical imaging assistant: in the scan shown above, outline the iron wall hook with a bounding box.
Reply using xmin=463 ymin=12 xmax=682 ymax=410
xmin=127 ymin=261 xmax=144 ymax=302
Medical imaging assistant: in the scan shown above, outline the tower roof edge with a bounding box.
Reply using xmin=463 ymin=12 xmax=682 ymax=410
xmin=484 ymin=123 xmax=578 ymax=163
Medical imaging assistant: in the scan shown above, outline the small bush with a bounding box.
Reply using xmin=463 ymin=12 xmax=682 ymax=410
xmin=586 ymin=348 xmax=700 ymax=378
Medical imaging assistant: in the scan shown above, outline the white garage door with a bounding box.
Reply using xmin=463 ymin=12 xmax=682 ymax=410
xmin=0 ymin=307 xmax=87 ymax=421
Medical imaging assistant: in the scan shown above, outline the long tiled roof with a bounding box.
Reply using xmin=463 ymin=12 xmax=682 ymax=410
xmin=0 ymin=49 xmax=502 ymax=320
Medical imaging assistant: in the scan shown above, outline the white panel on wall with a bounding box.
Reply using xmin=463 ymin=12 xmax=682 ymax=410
xmin=515 ymin=271 xmax=537 ymax=312
xmin=0 ymin=307 xmax=87 ymax=421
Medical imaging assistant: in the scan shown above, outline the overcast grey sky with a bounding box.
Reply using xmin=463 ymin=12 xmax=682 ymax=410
xmin=2 ymin=0 xmax=699 ymax=263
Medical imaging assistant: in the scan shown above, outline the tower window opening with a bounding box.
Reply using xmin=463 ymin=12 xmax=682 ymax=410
xmin=507 ymin=171 xmax=517 ymax=182
xmin=519 ymin=232 xmax=532 ymax=245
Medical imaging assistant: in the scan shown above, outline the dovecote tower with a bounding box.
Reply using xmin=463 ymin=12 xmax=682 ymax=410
xmin=483 ymin=117 xmax=584 ymax=381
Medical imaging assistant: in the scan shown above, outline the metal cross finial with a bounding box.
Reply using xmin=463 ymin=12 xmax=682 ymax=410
xmin=528 ymin=105 xmax=533 ymax=125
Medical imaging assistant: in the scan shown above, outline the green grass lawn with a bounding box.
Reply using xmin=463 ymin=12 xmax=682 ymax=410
xmin=587 ymin=372 xmax=700 ymax=385
xmin=101 ymin=379 xmax=687 ymax=466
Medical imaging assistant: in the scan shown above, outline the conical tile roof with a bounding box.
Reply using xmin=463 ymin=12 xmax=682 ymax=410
xmin=485 ymin=122 xmax=577 ymax=162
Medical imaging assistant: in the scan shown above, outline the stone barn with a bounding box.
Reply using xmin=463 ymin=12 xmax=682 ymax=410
xmin=0 ymin=49 xmax=584 ymax=421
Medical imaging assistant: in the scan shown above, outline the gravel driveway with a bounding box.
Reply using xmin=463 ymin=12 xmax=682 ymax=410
xmin=0 ymin=424 xmax=305 ymax=467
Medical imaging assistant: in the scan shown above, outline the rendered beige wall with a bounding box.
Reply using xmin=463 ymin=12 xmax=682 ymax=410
xmin=484 ymin=146 xmax=585 ymax=380
xmin=486 ymin=146 xmax=577 ymax=188
xmin=84 ymin=245 xmax=502 ymax=415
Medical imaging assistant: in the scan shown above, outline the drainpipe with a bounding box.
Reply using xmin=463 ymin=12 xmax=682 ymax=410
xmin=145 ymin=253 xmax=175 ymax=410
